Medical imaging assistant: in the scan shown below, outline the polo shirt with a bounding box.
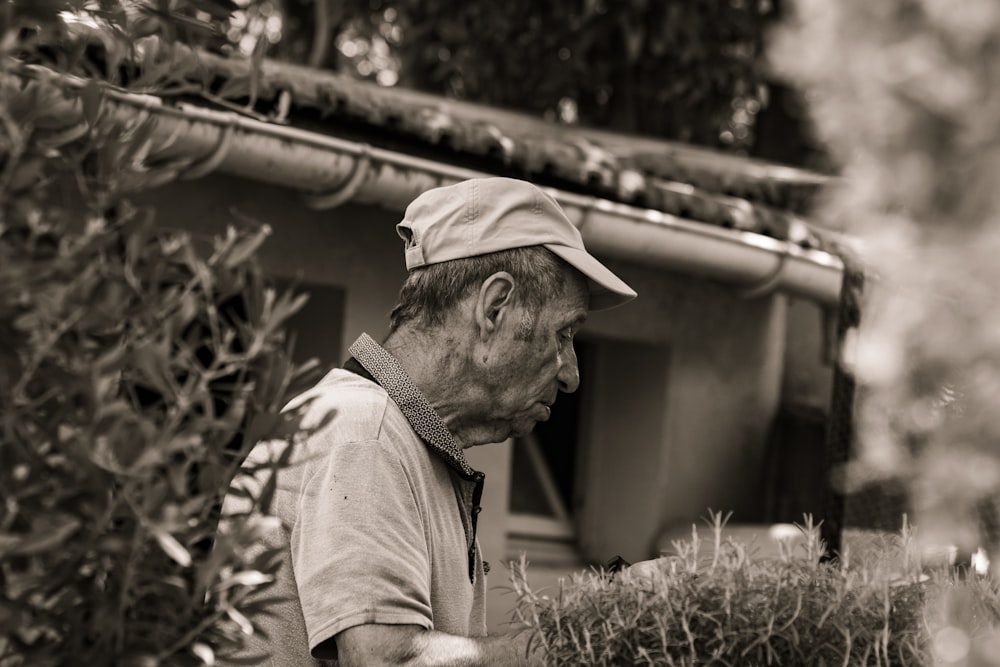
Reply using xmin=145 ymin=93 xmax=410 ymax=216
xmin=220 ymin=334 xmax=488 ymax=666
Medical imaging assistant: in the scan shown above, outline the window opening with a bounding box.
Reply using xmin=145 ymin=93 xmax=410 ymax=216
xmin=507 ymin=340 xmax=588 ymax=544
xmin=272 ymin=279 xmax=345 ymax=371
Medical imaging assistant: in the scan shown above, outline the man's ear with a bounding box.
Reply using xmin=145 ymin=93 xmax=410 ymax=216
xmin=475 ymin=271 xmax=515 ymax=338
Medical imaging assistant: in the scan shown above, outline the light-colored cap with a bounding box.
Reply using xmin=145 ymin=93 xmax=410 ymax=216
xmin=396 ymin=177 xmax=637 ymax=311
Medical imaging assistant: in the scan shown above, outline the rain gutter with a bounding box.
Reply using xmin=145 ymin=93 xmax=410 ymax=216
xmin=17 ymin=65 xmax=845 ymax=306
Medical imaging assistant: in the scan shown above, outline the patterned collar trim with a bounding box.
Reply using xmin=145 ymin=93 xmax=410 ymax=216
xmin=348 ymin=333 xmax=478 ymax=478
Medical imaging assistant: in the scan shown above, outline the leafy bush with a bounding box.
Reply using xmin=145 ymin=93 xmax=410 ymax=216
xmin=1 ymin=4 xmax=317 ymax=665
xmin=512 ymin=516 xmax=1000 ymax=666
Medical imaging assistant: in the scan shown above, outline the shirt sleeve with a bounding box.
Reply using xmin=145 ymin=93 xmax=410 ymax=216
xmin=291 ymin=433 xmax=432 ymax=658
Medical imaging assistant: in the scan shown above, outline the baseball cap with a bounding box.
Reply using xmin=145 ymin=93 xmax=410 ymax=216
xmin=396 ymin=177 xmax=637 ymax=310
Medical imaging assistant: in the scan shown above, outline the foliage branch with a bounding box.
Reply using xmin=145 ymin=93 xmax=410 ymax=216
xmin=1 ymin=2 xmax=317 ymax=665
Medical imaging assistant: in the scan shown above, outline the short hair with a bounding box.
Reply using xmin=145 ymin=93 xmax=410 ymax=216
xmin=388 ymin=246 xmax=572 ymax=332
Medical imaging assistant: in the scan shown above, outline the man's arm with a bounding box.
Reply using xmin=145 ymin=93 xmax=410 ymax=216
xmin=334 ymin=624 xmax=545 ymax=667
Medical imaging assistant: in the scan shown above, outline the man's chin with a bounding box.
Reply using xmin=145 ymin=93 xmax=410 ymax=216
xmin=504 ymin=422 xmax=533 ymax=439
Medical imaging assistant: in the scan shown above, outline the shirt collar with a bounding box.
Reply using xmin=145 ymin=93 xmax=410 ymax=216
xmin=347 ymin=333 xmax=479 ymax=479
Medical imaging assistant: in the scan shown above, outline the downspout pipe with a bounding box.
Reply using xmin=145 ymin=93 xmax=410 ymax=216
xmin=14 ymin=65 xmax=844 ymax=306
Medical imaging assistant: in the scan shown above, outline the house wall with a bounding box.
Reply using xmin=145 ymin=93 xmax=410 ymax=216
xmin=137 ymin=173 xmax=408 ymax=365
xmin=583 ymin=261 xmax=787 ymax=557
xmin=138 ymin=173 xmax=793 ymax=631
xmin=765 ymin=296 xmax=836 ymax=525
xmin=783 ymin=297 xmax=835 ymax=411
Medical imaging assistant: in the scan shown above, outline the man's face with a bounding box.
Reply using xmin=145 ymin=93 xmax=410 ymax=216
xmin=478 ymin=273 xmax=589 ymax=441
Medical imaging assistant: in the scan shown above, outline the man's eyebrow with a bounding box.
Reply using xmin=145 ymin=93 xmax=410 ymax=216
xmin=565 ymin=312 xmax=587 ymax=328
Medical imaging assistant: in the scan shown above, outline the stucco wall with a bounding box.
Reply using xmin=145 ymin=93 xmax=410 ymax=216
xmin=581 ymin=261 xmax=788 ymax=556
xmin=782 ymin=296 xmax=835 ymax=411
xmin=137 ymin=173 xmax=408 ymax=364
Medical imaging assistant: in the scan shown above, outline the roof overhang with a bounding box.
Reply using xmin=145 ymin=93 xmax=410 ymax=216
xmin=8 ymin=62 xmax=845 ymax=306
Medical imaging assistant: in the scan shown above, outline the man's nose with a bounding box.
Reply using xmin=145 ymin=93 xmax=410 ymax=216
xmin=557 ymin=345 xmax=580 ymax=394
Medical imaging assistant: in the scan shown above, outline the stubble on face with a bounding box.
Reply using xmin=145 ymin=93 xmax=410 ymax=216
xmin=514 ymin=310 xmax=537 ymax=342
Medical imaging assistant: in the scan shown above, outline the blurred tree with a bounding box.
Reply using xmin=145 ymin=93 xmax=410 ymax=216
xmin=273 ymin=0 xmax=826 ymax=161
xmin=773 ymin=0 xmax=1000 ymax=661
xmin=773 ymin=0 xmax=1000 ymax=570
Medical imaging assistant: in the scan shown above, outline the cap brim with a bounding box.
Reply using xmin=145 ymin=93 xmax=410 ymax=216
xmin=545 ymin=244 xmax=637 ymax=311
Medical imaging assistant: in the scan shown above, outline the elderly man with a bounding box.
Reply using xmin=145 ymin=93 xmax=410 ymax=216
xmin=223 ymin=177 xmax=636 ymax=666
